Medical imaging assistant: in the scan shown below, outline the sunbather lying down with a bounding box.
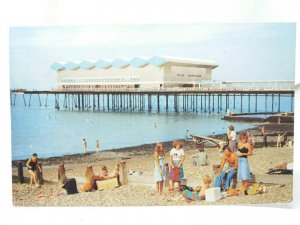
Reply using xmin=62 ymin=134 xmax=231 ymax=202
xmin=267 ymin=162 xmax=293 ymax=175
xmin=170 ymin=175 xmax=211 ymax=202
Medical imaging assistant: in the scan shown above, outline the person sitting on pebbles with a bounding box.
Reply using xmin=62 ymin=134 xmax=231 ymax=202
xmin=214 ymin=145 xmax=238 ymax=192
xmin=172 ymin=175 xmax=212 ymax=202
xmin=192 ymin=143 xmax=208 ymax=166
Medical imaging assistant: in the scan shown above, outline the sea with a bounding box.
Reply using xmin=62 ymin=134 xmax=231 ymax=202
xmin=10 ymin=94 xmax=293 ymax=160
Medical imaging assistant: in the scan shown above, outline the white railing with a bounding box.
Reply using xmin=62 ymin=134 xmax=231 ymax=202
xmin=51 ymin=86 xmax=295 ymax=93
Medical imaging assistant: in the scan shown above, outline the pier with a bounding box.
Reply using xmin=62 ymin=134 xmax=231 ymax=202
xmin=10 ymin=88 xmax=294 ymax=113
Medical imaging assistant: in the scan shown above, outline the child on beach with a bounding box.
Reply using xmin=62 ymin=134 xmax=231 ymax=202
xmin=99 ymin=165 xmax=109 ymax=179
xmin=227 ymin=125 xmax=237 ymax=152
xmin=172 ymin=175 xmax=212 ymax=202
xmin=96 ymin=140 xmax=100 ymax=152
xmin=192 ymin=143 xmax=208 ymax=166
xmin=83 ymin=139 xmax=88 ymax=153
xmin=154 ymin=143 xmax=166 ymax=195
xmin=169 ymin=140 xmax=185 ymax=192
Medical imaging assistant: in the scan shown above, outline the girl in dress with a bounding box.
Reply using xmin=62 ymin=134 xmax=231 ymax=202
xmin=154 ymin=143 xmax=166 ymax=195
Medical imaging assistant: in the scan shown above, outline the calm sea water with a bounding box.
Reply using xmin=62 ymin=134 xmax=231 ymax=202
xmin=11 ymin=94 xmax=293 ymax=160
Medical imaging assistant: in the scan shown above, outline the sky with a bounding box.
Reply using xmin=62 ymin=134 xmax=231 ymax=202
xmin=9 ymin=23 xmax=296 ymax=90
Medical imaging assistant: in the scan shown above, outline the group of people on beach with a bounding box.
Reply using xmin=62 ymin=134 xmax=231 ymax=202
xmin=216 ymin=127 xmax=253 ymax=194
xmin=83 ymin=139 xmax=101 ymax=153
xmin=153 ymin=125 xmax=254 ymax=201
xmin=81 ymin=164 xmax=120 ymax=192
xmin=153 ymin=140 xmax=213 ymax=201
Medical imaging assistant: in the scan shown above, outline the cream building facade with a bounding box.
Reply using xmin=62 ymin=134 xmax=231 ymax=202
xmin=51 ymin=56 xmax=218 ymax=91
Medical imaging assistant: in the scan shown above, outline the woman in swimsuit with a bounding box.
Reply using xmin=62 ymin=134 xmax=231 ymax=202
xmin=26 ymin=153 xmax=42 ymax=187
xmin=237 ymin=132 xmax=253 ymax=193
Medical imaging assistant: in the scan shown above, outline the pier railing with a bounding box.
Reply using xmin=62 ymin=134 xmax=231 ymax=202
xmin=11 ymin=86 xmax=295 ymax=94
xmin=10 ymin=85 xmax=295 ymax=113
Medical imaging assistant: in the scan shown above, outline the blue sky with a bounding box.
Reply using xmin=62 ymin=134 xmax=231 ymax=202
xmin=9 ymin=23 xmax=296 ymax=90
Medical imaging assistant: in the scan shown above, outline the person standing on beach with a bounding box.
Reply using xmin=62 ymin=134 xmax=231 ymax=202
xmin=227 ymin=125 xmax=237 ymax=152
xmin=25 ymin=153 xmax=42 ymax=188
xmin=237 ymin=132 xmax=253 ymax=194
xmin=83 ymin=139 xmax=87 ymax=153
xmin=96 ymin=140 xmax=100 ymax=152
xmin=185 ymin=130 xmax=190 ymax=141
xmin=169 ymin=141 xmax=185 ymax=192
xmin=153 ymin=143 xmax=166 ymax=195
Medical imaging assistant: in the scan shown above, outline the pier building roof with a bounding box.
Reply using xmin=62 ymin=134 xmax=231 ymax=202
xmin=51 ymin=56 xmax=218 ymax=71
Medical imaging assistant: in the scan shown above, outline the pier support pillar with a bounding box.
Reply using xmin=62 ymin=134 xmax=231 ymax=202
xmin=81 ymin=94 xmax=84 ymax=110
xmin=208 ymin=93 xmax=211 ymax=113
xmin=265 ymin=94 xmax=268 ymax=112
xmin=240 ymin=93 xmax=243 ymax=113
xmin=78 ymin=94 xmax=80 ymax=110
xmin=195 ymin=94 xmax=198 ymax=112
xmin=233 ymin=94 xmax=235 ymax=111
xmin=22 ymin=94 xmax=26 ymax=106
xmin=45 ymin=94 xmax=48 ymax=107
xmin=278 ymin=94 xmax=281 ymax=112
xmin=38 ymin=94 xmax=42 ymax=106
xmin=291 ymin=93 xmax=294 ymax=112
xmin=248 ymin=93 xmax=250 ymax=112
xmin=204 ymin=94 xmax=207 ymax=112
xmin=272 ymin=94 xmax=274 ymax=112
xmin=166 ymin=95 xmax=168 ymax=110
xmin=220 ymin=94 xmax=222 ymax=111
xmin=255 ymin=93 xmax=258 ymax=112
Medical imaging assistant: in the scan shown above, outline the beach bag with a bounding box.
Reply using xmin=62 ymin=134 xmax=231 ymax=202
xmin=62 ymin=178 xmax=78 ymax=194
xmin=227 ymin=188 xmax=238 ymax=196
xmin=205 ymin=187 xmax=222 ymax=202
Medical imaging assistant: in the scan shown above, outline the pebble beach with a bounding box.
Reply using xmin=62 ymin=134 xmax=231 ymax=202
xmin=12 ymin=141 xmax=293 ymax=207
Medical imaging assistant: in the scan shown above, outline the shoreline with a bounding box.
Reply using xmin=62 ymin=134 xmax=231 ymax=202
xmin=12 ymin=122 xmax=293 ymax=167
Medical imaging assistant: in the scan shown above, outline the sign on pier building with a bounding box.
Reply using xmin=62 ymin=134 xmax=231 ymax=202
xmin=51 ymin=56 xmax=218 ymax=91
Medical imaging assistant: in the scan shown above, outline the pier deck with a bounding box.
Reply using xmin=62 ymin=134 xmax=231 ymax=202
xmin=10 ymin=88 xmax=295 ymax=113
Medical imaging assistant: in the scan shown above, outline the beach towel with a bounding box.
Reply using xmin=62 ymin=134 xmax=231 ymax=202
xmin=246 ymin=183 xmax=267 ymax=195
xmin=169 ymin=166 xmax=184 ymax=182
xmin=182 ymin=189 xmax=205 ymax=202
xmin=169 ymin=160 xmax=184 ymax=182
